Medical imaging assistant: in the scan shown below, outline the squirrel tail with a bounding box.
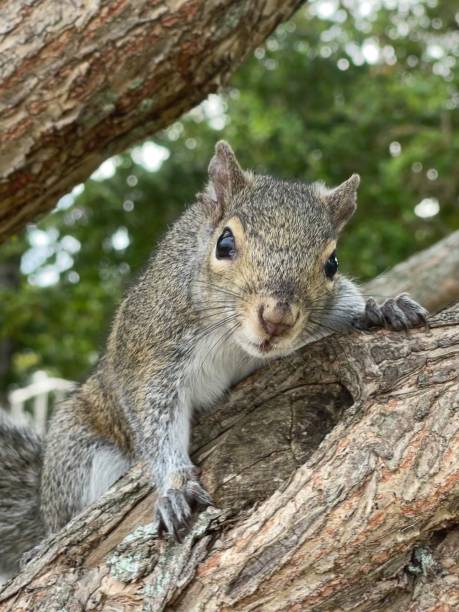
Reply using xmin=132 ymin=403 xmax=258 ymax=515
xmin=0 ymin=411 xmax=45 ymax=579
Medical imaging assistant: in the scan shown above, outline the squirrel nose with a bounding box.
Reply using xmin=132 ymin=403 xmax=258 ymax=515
xmin=258 ymin=302 xmax=295 ymax=337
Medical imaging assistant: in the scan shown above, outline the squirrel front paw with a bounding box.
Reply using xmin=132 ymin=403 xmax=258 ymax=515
xmin=353 ymin=293 xmax=428 ymax=331
xmin=155 ymin=468 xmax=213 ymax=540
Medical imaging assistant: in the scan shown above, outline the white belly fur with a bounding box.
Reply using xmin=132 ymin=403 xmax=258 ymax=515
xmin=186 ymin=331 xmax=260 ymax=412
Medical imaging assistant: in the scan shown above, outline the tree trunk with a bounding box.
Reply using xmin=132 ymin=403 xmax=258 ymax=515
xmin=0 ymin=0 xmax=304 ymax=242
xmin=1 ymin=300 xmax=458 ymax=611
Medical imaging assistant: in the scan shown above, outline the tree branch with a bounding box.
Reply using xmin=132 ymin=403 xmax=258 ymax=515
xmin=0 ymin=0 xmax=303 ymax=242
xmin=1 ymin=302 xmax=458 ymax=611
xmin=365 ymin=230 xmax=459 ymax=313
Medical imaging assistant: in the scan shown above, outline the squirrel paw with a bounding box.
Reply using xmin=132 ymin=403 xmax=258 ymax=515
xmin=354 ymin=293 xmax=428 ymax=331
xmin=156 ymin=473 xmax=213 ymax=541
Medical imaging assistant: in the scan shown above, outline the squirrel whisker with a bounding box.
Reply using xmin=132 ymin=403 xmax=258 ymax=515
xmin=195 ymin=320 xmax=242 ymax=374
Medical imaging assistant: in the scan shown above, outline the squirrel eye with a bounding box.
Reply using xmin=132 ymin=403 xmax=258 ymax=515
xmin=216 ymin=228 xmax=236 ymax=260
xmin=324 ymin=250 xmax=338 ymax=279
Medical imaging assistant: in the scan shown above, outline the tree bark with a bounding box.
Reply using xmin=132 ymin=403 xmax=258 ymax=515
xmin=365 ymin=230 xmax=459 ymax=314
xmin=1 ymin=301 xmax=458 ymax=611
xmin=0 ymin=0 xmax=303 ymax=242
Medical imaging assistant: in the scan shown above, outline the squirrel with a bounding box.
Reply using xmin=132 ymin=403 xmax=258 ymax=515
xmin=0 ymin=141 xmax=427 ymax=579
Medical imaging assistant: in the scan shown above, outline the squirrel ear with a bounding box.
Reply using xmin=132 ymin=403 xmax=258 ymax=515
xmin=207 ymin=141 xmax=248 ymax=214
xmin=324 ymin=174 xmax=360 ymax=231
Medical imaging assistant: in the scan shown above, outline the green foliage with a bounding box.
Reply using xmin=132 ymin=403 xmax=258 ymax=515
xmin=1 ymin=0 xmax=458 ymax=387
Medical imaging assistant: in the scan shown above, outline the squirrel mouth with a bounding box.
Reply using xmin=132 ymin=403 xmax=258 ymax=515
xmin=245 ymin=337 xmax=287 ymax=357
xmin=259 ymin=339 xmax=273 ymax=353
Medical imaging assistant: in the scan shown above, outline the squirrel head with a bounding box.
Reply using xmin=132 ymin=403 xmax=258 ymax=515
xmin=195 ymin=141 xmax=360 ymax=359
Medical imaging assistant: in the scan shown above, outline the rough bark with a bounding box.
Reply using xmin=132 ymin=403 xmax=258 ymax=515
xmin=1 ymin=302 xmax=458 ymax=611
xmin=0 ymin=0 xmax=303 ymax=242
xmin=366 ymin=230 xmax=459 ymax=313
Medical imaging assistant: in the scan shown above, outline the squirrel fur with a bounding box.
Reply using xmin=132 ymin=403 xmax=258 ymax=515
xmin=0 ymin=141 xmax=427 ymax=578
xmin=0 ymin=411 xmax=45 ymax=578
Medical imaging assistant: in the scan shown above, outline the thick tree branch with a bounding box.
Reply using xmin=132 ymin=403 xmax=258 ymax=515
xmin=0 ymin=0 xmax=303 ymax=242
xmin=365 ymin=230 xmax=459 ymax=313
xmin=1 ymin=302 xmax=458 ymax=611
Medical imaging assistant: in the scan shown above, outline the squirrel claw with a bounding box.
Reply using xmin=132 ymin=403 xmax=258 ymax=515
xmin=354 ymin=293 xmax=428 ymax=331
xmin=156 ymin=492 xmax=186 ymax=541
xmin=185 ymin=479 xmax=214 ymax=508
xmin=156 ymin=480 xmax=213 ymax=541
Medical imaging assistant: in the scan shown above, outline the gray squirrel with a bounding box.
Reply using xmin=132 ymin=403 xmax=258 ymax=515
xmin=0 ymin=141 xmax=427 ymax=578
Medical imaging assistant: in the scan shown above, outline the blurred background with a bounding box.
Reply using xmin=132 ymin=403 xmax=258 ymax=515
xmin=1 ymin=0 xmax=458 ymax=412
